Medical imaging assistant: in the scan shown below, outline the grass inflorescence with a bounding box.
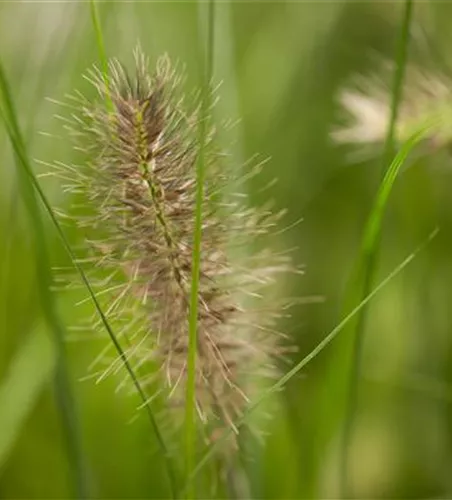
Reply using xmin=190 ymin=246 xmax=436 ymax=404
xmin=51 ymin=46 xmax=295 ymax=467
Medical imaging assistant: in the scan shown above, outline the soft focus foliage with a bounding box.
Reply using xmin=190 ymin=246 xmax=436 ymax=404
xmin=1 ymin=2 xmax=452 ymax=498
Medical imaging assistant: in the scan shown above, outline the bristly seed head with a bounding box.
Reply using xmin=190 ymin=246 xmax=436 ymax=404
xmin=55 ymin=47 xmax=295 ymax=437
xmin=332 ymin=64 xmax=452 ymax=159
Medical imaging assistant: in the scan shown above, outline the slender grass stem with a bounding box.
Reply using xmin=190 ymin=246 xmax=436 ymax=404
xmin=339 ymin=2 xmax=414 ymax=497
xmin=184 ymin=1 xmax=215 ymax=498
xmin=381 ymin=0 xmax=414 ymax=168
xmin=0 ymin=62 xmax=88 ymax=500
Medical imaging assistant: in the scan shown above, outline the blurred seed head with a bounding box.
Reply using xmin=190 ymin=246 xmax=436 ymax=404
xmin=332 ymin=64 xmax=452 ymax=156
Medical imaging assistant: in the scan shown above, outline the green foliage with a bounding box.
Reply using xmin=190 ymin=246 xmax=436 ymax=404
xmin=0 ymin=1 xmax=450 ymax=499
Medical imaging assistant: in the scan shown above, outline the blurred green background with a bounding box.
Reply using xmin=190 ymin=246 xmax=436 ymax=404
xmin=2 ymin=1 xmax=452 ymax=498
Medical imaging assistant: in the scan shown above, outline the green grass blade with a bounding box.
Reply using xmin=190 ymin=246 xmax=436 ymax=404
xmin=0 ymin=326 xmax=55 ymax=471
xmin=182 ymin=226 xmax=437 ymax=493
xmin=339 ymin=2 xmax=414 ymax=495
xmin=0 ymin=61 xmax=88 ymax=499
xmin=339 ymin=130 xmax=422 ymax=497
xmin=363 ymin=129 xmax=424 ymax=253
xmin=184 ymin=1 xmax=215 ymax=498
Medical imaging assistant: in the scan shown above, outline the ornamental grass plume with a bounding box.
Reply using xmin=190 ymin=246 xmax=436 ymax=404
xmin=52 ymin=47 xmax=295 ymax=439
xmin=332 ymin=64 xmax=452 ymax=154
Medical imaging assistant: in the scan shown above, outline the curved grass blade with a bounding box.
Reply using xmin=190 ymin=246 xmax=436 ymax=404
xmin=363 ymin=129 xmax=425 ymax=255
xmin=0 ymin=61 xmax=88 ymax=499
xmin=339 ymin=129 xmax=424 ymax=497
xmin=339 ymin=2 xmax=415 ymax=494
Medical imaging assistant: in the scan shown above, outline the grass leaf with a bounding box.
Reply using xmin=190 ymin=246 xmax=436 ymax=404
xmin=339 ymin=1 xmax=415 ymax=494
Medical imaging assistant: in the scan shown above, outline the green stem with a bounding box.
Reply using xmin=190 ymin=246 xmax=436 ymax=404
xmin=339 ymin=1 xmax=414 ymax=497
xmin=381 ymin=0 xmax=414 ymax=168
xmin=185 ymin=1 xmax=215 ymax=498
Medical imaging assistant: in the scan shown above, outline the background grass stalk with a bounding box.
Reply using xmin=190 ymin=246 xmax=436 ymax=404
xmin=184 ymin=1 xmax=215 ymax=498
xmin=0 ymin=61 xmax=88 ymax=500
xmin=339 ymin=1 xmax=414 ymax=496
xmin=381 ymin=0 xmax=414 ymax=167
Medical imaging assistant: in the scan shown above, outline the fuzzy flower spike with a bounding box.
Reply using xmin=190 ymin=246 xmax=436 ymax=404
xmin=57 ymin=48 xmax=294 ymax=439
xmin=332 ymin=65 xmax=452 ymax=156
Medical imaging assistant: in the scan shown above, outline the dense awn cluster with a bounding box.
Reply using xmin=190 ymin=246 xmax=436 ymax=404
xmin=55 ymin=49 xmax=294 ymax=437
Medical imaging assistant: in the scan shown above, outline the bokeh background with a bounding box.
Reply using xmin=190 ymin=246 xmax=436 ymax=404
xmin=1 ymin=1 xmax=452 ymax=498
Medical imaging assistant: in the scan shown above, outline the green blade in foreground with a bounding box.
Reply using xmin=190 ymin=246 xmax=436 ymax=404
xmin=339 ymin=126 xmax=427 ymax=496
